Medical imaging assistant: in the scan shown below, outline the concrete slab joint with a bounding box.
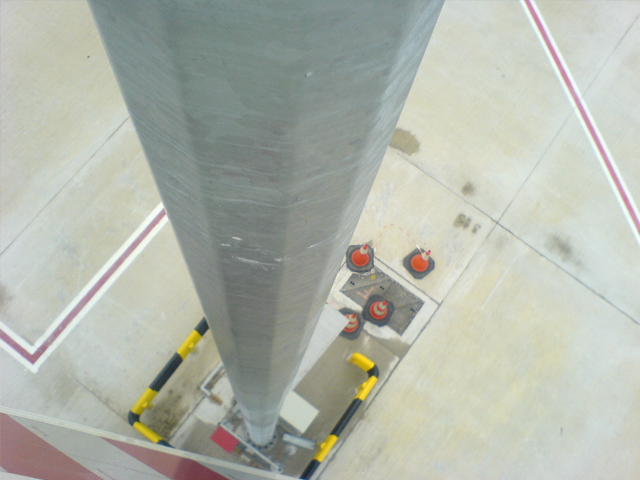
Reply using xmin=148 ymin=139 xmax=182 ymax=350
xmin=87 ymin=0 xmax=444 ymax=445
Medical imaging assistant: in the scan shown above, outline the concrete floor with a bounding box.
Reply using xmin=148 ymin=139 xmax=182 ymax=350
xmin=1 ymin=1 xmax=639 ymax=479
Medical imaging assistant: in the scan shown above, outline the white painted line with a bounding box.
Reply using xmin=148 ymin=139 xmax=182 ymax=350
xmin=34 ymin=203 xmax=166 ymax=348
xmin=0 ymin=336 xmax=39 ymax=373
xmin=0 ymin=320 xmax=35 ymax=354
xmin=0 ymin=203 xmax=167 ymax=372
xmin=31 ymin=212 xmax=169 ymax=372
xmin=521 ymin=0 xmax=640 ymax=247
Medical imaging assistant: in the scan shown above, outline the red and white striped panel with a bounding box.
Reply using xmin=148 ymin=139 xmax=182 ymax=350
xmin=0 ymin=411 xmax=292 ymax=480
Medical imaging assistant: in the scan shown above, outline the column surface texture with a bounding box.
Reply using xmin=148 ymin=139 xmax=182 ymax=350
xmin=87 ymin=0 xmax=444 ymax=444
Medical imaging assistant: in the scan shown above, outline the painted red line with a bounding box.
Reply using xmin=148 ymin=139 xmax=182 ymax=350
xmin=106 ymin=438 xmax=230 ymax=480
xmin=0 ymin=413 xmax=102 ymax=480
xmin=523 ymin=0 xmax=640 ymax=235
xmin=0 ymin=208 xmax=167 ymax=365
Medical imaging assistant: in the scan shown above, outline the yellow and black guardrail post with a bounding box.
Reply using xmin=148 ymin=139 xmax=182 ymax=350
xmin=128 ymin=317 xmax=209 ymax=447
xmin=300 ymin=353 xmax=379 ymax=479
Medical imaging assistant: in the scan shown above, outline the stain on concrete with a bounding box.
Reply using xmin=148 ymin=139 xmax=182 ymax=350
xmin=454 ymin=213 xmax=481 ymax=233
xmin=149 ymin=390 xmax=189 ymax=439
xmin=390 ymin=128 xmax=420 ymax=155
xmin=548 ymin=235 xmax=575 ymax=263
xmin=461 ymin=181 xmax=475 ymax=196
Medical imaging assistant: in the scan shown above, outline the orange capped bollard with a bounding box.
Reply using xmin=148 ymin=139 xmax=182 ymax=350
xmin=339 ymin=308 xmax=364 ymax=340
xmin=362 ymin=295 xmax=394 ymax=326
xmin=346 ymin=244 xmax=374 ymax=273
xmin=411 ymin=249 xmax=431 ymax=272
xmin=369 ymin=300 xmax=388 ymax=320
xmin=344 ymin=314 xmax=359 ymax=332
xmin=351 ymin=244 xmax=370 ymax=267
xmin=403 ymin=247 xmax=435 ymax=279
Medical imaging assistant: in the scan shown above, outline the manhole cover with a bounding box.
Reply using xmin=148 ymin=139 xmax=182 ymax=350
xmin=340 ymin=270 xmax=424 ymax=336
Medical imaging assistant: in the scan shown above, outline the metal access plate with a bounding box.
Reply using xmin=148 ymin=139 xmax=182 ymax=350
xmin=340 ymin=269 xmax=424 ymax=336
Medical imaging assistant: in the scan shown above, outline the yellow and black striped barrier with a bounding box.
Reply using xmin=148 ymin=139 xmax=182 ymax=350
xmin=128 ymin=317 xmax=209 ymax=447
xmin=300 ymin=353 xmax=378 ymax=479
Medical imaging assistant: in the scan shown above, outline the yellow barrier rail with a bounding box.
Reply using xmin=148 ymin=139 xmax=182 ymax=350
xmin=300 ymin=352 xmax=379 ymax=479
xmin=127 ymin=318 xmax=209 ymax=447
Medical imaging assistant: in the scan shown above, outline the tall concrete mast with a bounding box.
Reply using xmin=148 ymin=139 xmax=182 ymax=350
xmin=87 ymin=0 xmax=444 ymax=444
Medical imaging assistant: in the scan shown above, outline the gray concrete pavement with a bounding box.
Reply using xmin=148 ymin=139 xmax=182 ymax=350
xmin=1 ymin=1 xmax=638 ymax=478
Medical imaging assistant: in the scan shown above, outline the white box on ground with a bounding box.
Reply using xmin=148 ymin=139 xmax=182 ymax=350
xmin=279 ymin=391 xmax=319 ymax=436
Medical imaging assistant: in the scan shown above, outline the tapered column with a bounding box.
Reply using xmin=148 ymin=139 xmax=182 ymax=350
xmin=87 ymin=0 xmax=443 ymax=444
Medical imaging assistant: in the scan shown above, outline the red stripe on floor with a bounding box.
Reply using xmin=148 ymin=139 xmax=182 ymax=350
xmin=0 ymin=413 xmax=102 ymax=480
xmin=107 ymin=438 xmax=230 ymax=480
xmin=523 ymin=0 xmax=640 ymax=235
xmin=0 ymin=330 xmax=32 ymax=362
xmin=0 ymin=208 xmax=166 ymax=366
